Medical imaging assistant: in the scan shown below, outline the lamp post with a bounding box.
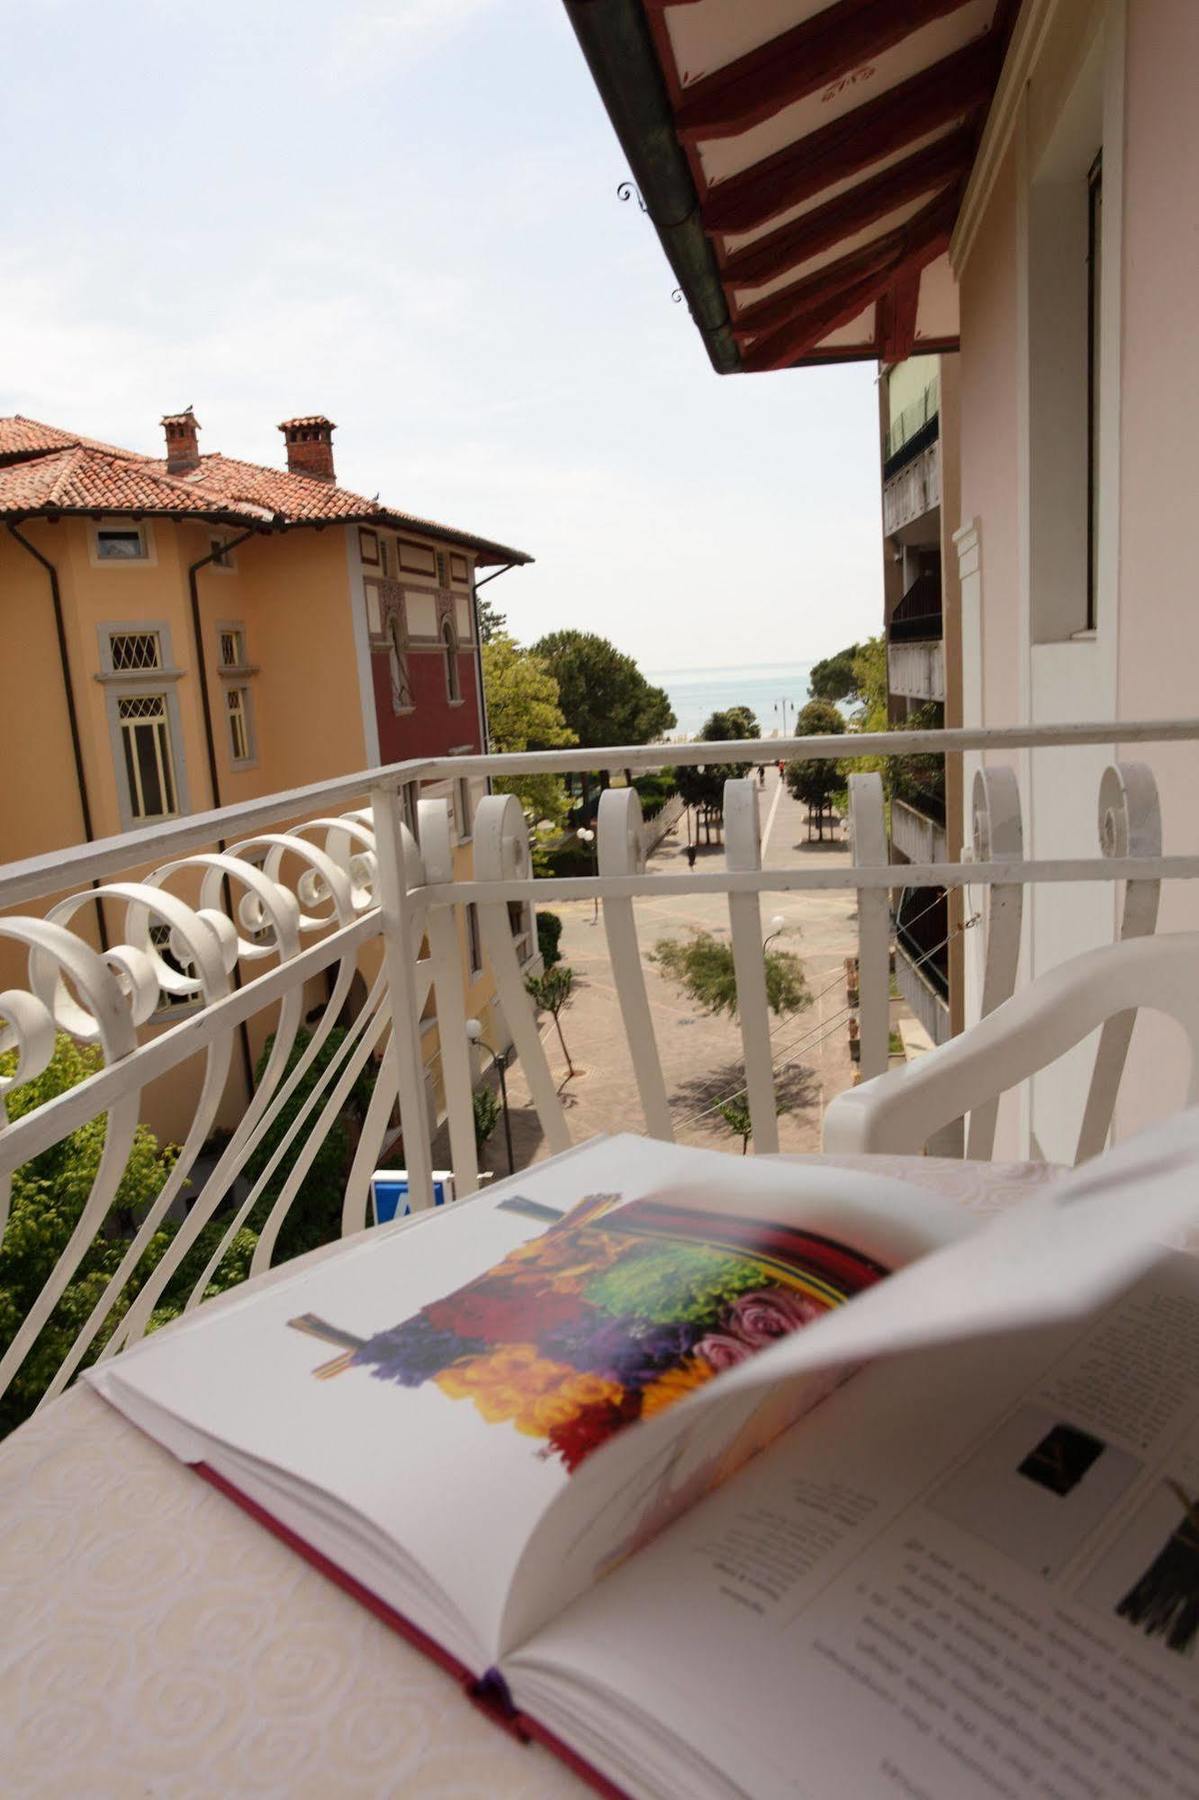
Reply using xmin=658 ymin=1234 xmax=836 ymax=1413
xmin=763 ymin=913 xmax=787 ymax=953
xmin=466 ymin=1017 xmax=514 ymax=1174
xmin=576 ymin=825 xmax=598 ymax=923
xmin=774 ymin=699 xmax=791 ymax=739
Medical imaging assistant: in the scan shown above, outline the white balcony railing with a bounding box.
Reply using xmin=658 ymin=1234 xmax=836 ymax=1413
xmin=890 ymin=796 xmax=947 ymax=866
xmin=2 ymin=722 xmax=1199 ymax=1428
xmin=887 ymin=637 xmax=946 ymax=702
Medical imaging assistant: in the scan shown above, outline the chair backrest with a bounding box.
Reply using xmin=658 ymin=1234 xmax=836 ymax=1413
xmin=823 ymin=932 xmax=1199 ymax=1160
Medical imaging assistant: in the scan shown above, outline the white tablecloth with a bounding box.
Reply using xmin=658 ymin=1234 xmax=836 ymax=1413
xmin=0 ymin=1156 xmax=1062 ymax=1798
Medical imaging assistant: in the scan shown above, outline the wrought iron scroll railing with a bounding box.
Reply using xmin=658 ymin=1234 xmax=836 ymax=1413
xmin=2 ymin=721 xmax=1199 ymax=1425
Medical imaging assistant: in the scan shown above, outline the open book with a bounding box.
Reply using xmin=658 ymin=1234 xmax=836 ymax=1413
xmin=89 ymin=1119 xmax=1199 ymax=1800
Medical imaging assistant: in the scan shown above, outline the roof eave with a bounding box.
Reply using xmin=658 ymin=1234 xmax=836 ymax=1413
xmin=563 ymin=0 xmax=741 ymax=376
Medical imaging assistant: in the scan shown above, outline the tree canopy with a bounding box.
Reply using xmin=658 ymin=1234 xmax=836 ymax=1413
xmin=476 ymin=594 xmax=507 ymax=644
xmin=530 ymin=630 xmax=675 ymax=749
xmin=808 ymin=644 xmax=863 ymax=705
xmin=650 ymin=930 xmax=810 ymax=1020
xmin=675 ymin=707 xmax=758 ymax=814
xmin=481 ymin=633 xmax=577 ymax=830
xmin=785 ymin=701 xmax=846 ymax=839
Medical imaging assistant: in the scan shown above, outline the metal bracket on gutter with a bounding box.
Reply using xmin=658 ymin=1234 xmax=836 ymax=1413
xmin=563 ymin=0 xmax=742 ymax=375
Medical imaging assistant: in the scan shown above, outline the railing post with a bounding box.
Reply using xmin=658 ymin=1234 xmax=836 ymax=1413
xmin=724 ymin=777 xmax=779 ymax=1155
xmin=1076 ymin=763 xmax=1163 ymax=1161
xmin=597 ymin=787 xmax=674 ymax=1140
xmin=370 ymin=778 xmax=434 ymax=1209
xmin=848 ymin=772 xmax=889 ymax=1081
xmin=965 ymin=766 xmax=1023 ymax=1159
xmin=418 ymin=796 xmax=480 ymax=1196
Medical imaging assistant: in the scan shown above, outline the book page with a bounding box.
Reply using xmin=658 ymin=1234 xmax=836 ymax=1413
xmin=89 ymin=1134 xmax=949 ymax=1667
xmin=499 ymin=1106 xmax=1199 ymax=1653
xmin=508 ymin=1250 xmax=1199 ymax=1800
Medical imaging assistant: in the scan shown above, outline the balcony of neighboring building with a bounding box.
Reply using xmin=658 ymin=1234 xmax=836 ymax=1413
xmin=887 ymin=572 xmax=945 ymax=703
xmin=882 ymin=373 xmax=940 ymax=538
xmin=893 ymin=886 xmax=951 ymax=1048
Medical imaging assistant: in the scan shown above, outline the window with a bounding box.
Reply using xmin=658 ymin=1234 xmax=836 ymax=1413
xmin=1085 ymin=151 xmax=1103 ymax=634
xmin=149 ymin=923 xmax=194 ymax=1010
xmin=466 ymin=902 xmax=483 ymax=976
xmin=96 ymin=526 xmax=148 ymax=561
xmin=436 ymin=551 xmax=449 ymax=586
xmin=209 ymin=537 xmax=235 ymax=570
xmin=118 ymin=694 xmax=178 ymax=818
xmin=442 ymin=618 xmax=461 ymax=703
xmin=226 ymin=686 xmax=252 ymax=763
xmin=108 ymin=630 xmax=162 ymax=671
xmin=219 ymin=627 xmax=246 ymax=669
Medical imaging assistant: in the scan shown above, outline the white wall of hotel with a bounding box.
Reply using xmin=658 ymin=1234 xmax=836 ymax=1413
xmin=951 ymin=0 xmax=1197 ymax=1162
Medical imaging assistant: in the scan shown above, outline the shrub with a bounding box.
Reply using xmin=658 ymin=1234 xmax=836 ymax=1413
xmin=536 ymin=909 xmax=564 ymax=966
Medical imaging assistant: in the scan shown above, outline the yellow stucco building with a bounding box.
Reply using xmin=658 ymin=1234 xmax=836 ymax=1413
xmin=0 ymin=409 xmax=532 ymax=1145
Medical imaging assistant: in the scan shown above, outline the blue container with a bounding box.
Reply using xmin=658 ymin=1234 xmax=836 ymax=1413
xmin=370 ymin=1169 xmax=456 ymax=1225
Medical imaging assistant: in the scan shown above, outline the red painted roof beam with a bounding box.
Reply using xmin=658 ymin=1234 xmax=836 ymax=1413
xmin=719 ymin=125 xmax=973 ymax=290
xmin=701 ymin=35 xmax=997 ymax=236
xmin=741 ymin=227 xmax=951 ymax=372
xmin=730 ymin=190 xmax=957 ymax=338
xmin=676 ymin=0 xmax=978 ymax=141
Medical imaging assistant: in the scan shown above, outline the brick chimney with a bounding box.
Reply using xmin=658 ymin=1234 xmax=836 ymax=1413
xmin=161 ymin=408 xmax=201 ymax=475
xmin=278 ymin=415 xmax=336 ymax=482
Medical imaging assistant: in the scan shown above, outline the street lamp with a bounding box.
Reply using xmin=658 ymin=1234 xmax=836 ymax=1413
xmin=466 ymin=1017 xmax=514 ymax=1174
xmin=576 ymin=825 xmax=598 ymax=923
xmin=763 ymin=912 xmax=787 ymax=953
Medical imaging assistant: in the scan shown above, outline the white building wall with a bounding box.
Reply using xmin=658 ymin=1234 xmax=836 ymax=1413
xmin=953 ymin=0 xmax=1198 ymax=1161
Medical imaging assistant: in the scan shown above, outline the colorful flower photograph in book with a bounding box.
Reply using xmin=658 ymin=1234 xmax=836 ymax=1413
xmin=288 ymin=1191 xmax=889 ymax=1475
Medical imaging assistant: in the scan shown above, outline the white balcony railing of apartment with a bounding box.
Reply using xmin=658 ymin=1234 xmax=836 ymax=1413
xmin=2 ymin=723 xmax=1198 ymax=1428
xmin=887 ymin=637 xmax=946 ymax=703
xmin=881 ymin=440 xmax=941 ymax=536
xmin=891 ymin=797 xmax=948 ymax=866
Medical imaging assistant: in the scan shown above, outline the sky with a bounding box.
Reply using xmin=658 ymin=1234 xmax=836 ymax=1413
xmin=0 ymin=0 xmax=886 ymax=673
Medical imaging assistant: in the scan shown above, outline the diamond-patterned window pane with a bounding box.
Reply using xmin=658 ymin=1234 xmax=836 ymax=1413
xmin=109 ymin=631 xmax=162 ymax=671
xmin=219 ymin=629 xmax=244 ymax=668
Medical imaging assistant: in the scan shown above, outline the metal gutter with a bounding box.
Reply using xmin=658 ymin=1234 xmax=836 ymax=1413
xmin=562 ymin=0 xmax=741 ymax=376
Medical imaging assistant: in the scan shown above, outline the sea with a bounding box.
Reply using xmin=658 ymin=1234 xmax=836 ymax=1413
xmin=644 ymin=659 xmax=816 ymax=743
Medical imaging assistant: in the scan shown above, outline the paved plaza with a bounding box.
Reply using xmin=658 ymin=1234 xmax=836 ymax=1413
xmin=471 ymin=765 xmax=862 ymax=1172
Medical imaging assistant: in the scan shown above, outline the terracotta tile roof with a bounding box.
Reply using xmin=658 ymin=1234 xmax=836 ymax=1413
xmin=0 ymin=414 xmax=147 ymax=466
xmin=0 ymin=415 xmax=531 ymax=565
xmin=0 ymin=446 xmax=253 ymax=518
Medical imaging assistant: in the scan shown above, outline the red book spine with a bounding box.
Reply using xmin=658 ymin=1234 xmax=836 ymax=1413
xmin=195 ymin=1463 xmax=631 ymax=1800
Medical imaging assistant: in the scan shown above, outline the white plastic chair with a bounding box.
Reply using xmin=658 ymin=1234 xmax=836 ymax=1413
xmin=823 ymin=933 xmax=1199 ymax=1163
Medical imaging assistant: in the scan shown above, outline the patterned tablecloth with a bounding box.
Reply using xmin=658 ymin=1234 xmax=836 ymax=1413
xmin=1 ymin=1155 xmax=1062 ymax=1799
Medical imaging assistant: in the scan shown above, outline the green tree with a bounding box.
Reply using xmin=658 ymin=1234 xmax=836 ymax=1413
xmin=242 ymin=1027 xmax=376 ymax=1266
xmin=716 ymin=1090 xmax=794 ymax=1154
xmin=525 ymin=964 xmax=577 ymax=1077
xmin=650 ymin=930 xmax=810 ymax=1021
xmin=531 ymin=631 xmax=676 ymax=756
xmin=536 ymin=909 xmax=563 ymax=967
xmin=786 ymin=700 xmax=846 ymax=840
xmin=675 ymin=708 xmax=757 ymax=819
xmin=0 ymin=1034 xmax=256 ymax=1438
xmin=808 ymin=644 xmax=863 ymax=705
xmin=481 ymin=633 xmax=577 ymax=832
xmin=472 ymin=1084 xmax=500 ymax=1158
xmin=476 ymin=594 xmax=506 ymax=644
xmin=835 ymin=639 xmax=945 ymax=814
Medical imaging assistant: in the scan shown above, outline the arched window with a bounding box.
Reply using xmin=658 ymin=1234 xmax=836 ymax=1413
xmin=442 ymin=617 xmax=461 ymax=703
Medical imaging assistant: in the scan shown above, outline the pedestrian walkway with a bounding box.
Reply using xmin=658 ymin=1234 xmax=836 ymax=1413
xmin=469 ymin=764 xmax=861 ymax=1172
